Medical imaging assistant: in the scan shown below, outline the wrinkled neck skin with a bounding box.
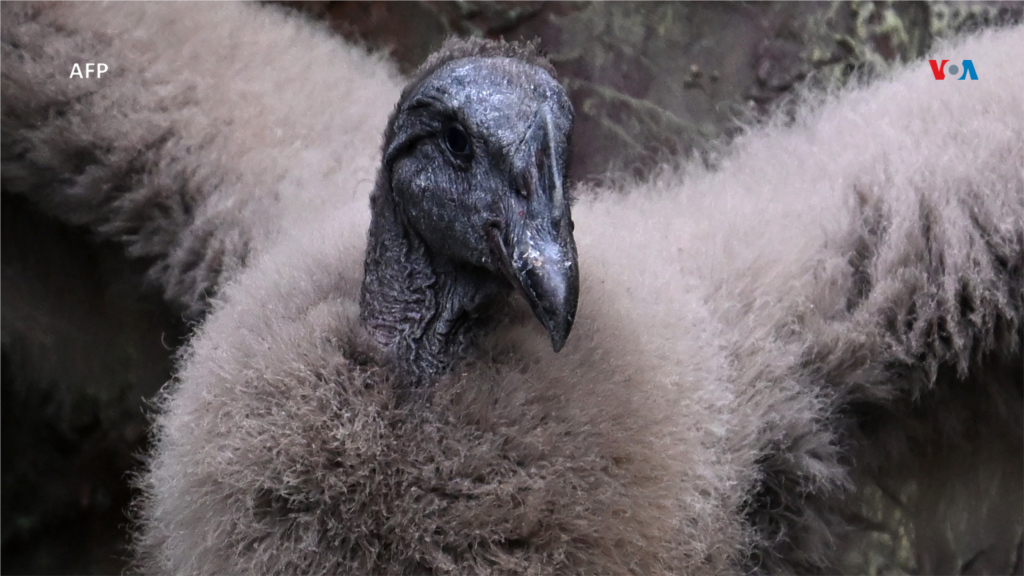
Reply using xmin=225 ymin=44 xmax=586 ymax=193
xmin=359 ymin=187 xmax=510 ymax=389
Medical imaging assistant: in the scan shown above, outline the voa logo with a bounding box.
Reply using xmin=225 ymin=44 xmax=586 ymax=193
xmin=929 ymin=59 xmax=978 ymax=80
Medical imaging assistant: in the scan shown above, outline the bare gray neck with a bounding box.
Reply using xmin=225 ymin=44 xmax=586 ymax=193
xmin=359 ymin=188 xmax=508 ymax=388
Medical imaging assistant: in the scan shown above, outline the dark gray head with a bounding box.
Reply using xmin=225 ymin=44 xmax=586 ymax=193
xmin=366 ymin=39 xmax=578 ymax=359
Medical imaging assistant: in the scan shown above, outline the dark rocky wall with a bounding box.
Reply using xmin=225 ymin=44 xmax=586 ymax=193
xmin=1 ymin=193 xmax=188 ymax=574
xmin=284 ymin=1 xmax=1021 ymax=181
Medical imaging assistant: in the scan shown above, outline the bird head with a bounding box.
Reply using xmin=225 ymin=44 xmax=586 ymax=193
xmin=380 ymin=42 xmax=578 ymax=352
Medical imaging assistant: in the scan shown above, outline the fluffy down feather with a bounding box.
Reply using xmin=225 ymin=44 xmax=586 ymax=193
xmin=2 ymin=2 xmax=1021 ymax=574
xmin=136 ymin=24 xmax=1022 ymax=575
xmin=1 ymin=1 xmax=401 ymax=319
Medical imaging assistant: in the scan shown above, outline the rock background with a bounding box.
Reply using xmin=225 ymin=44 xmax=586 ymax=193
xmin=284 ymin=0 xmax=1020 ymax=181
xmin=2 ymin=2 xmax=1020 ymax=574
xmin=1 ymin=194 xmax=187 ymax=574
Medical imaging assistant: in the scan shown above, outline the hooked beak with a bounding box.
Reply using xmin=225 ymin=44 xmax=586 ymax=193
xmin=490 ymin=110 xmax=579 ymax=352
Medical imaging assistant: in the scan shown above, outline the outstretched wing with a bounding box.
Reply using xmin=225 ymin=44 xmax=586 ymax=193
xmin=571 ymin=25 xmax=1024 ymax=572
xmin=1 ymin=2 xmax=401 ymax=317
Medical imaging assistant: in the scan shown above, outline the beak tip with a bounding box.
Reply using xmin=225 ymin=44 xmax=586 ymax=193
xmin=549 ymin=332 xmax=568 ymax=353
xmin=548 ymin=319 xmax=573 ymax=352
xmin=539 ymin=275 xmax=577 ymax=355
xmin=517 ymin=279 xmax=576 ymax=354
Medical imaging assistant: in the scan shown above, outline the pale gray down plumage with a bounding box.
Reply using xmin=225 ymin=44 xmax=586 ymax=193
xmin=1 ymin=2 xmax=1022 ymax=575
xmin=1 ymin=1 xmax=399 ymax=320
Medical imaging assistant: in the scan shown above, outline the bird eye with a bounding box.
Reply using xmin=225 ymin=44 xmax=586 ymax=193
xmin=443 ymin=124 xmax=472 ymax=163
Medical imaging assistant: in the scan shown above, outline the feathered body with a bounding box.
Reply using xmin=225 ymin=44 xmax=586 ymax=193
xmin=2 ymin=2 xmax=1021 ymax=574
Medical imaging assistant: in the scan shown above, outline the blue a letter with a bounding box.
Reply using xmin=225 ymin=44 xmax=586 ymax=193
xmin=958 ymin=60 xmax=978 ymax=80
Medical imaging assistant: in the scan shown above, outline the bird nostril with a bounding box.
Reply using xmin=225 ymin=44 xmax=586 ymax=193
xmin=485 ymin=222 xmax=503 ymax=248
xmin=516 ymin=179 xmax=530 ymax=200
xmin=515 ymin=168 xmax=533 ymax=200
